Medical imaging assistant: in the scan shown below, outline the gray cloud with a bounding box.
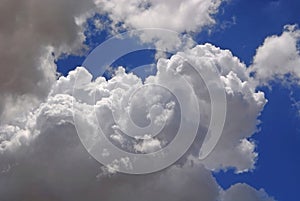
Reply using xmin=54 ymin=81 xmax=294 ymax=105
xmin=221 ymin=183 xmax=275 ymax=201
xmin=0 ymin=0 xmax=95 ymax=122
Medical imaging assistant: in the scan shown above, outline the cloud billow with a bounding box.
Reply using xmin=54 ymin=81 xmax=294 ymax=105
xmin=0 ymin=42 xmax=272 ymax=200
xmin=4 ymin=0 xmax=300 ymax=200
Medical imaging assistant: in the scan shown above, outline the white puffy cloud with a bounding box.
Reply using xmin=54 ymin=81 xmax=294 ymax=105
xmin=221 ymin=183 xmax=275 ymax=201
xmin=249 ymin=24 xmax=300 ymax=85
xmin=177 ymin=45 xmax=266 ymax=172
xmin=0 ymin=42 xmax=273 ymax=200
xmin=95 ymin=0 xmax=223 ymax=32
xmin=2 ymin=44 xmax=265 ymax=169
xmin=94 ymin=0 xmax=224 ymax=56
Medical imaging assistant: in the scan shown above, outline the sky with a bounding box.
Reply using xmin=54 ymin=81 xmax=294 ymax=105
xmin=1 ymin=0 xmax=300 ymax=201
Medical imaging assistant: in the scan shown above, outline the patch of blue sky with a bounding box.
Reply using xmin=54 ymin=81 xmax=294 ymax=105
xmin=56 ymin=13 xmax=115 ymax=76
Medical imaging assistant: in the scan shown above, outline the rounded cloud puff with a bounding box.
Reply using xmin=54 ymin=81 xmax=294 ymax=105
xmin=0 ymin=43 xmax=271 ymax=201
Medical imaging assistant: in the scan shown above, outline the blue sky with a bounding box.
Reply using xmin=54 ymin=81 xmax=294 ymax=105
xmin=55 ymin=0 xmax=300 ymax=200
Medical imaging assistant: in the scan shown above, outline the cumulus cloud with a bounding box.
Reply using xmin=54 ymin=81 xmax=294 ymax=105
xmin=95 ymin=0 xmax=223 ymax=32
xmin=0 ymin=1 xmax=283 ymax=200
xmin=0 ymin=0 xmax=227 ymax=123
xmin=249 ymin=24 xmax=300 ymax=85
xmin=93 ymin=0 xmax=225 ymax=56
xmin=72 ymin=44 xmax=265 ymax=173
xmin=179 ymin=45 xmax=266 ymax=172
xmin=0 ymin=42 xmax=273 ymax=200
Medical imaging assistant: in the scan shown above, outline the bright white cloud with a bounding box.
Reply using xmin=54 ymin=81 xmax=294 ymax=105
xmin=178 ymin=45 xmax=266 ymax=172
xmin=249 ymin=24 xmax=300 ymax=85
xmin=95 ymin=0 xmax=223 ymax=32
xmin=93 ymin=0 xmax=224 ymax=56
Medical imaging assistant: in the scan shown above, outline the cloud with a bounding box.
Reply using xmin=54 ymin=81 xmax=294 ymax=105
xmin=0 ymin=1 xmax=283 ymax=199
xmin=0 ymin=0 xmax=96 ymax=122
xmin=0 ymin=0 xmax=227 ymax=123
xmin=221 ymin=183 xmax=275 ymax=201
xmin=94 ymin=0 xmax=225 ymax=56
xmin=0 ymin=123 xmax=220 ymax=201
xmin=0 ymin=42 xmax=272 ymax=200
xmin=179 ymin=45 xmax=266 ymax=172
xmin=95 ymin=0 xmax=223 ymax=32
xmin=249 ymin=24 xmax=300 ymax=85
